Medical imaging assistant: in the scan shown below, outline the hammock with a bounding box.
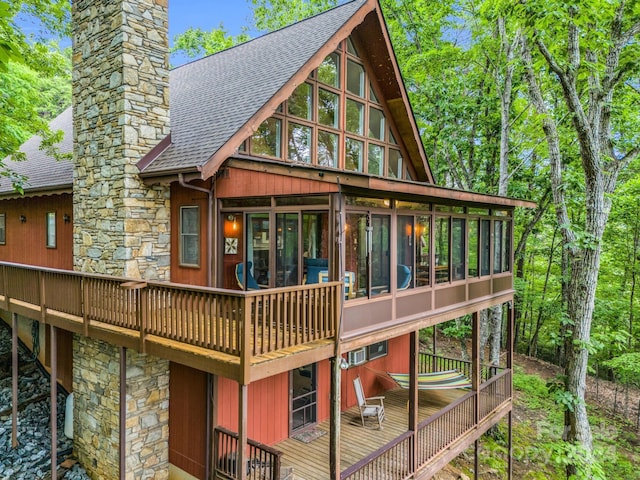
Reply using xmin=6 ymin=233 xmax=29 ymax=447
xmin=388 ymin=370 xmax=472 ymax=390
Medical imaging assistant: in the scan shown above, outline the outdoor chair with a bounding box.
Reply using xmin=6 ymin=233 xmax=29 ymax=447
xmin=235 ymin=262 xmax=260 ymax=290
xmin=353 ymin=376 xmax=385 ymax=429
xmin=397 ymin=264 xmax=412 ymax=290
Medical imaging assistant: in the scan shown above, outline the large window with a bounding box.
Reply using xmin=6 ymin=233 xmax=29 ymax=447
xmin=0 ymin=214 xmax=5 ymax=245
xmin=46 ymin=212 xmax=56 ymax=248
xmin=180 ymin=206 xmax=200 ymax=266
xmin=345 ymin=211 xmax=390 ymax=298
xmin=468 ymin=219 xmax=479 ymax=277
xmin=452 ymin=218 xmax=466 ymax=281
xmin=494 ymin=220 xmax=510 ymax=273
xmin=397 ymin=215 xmax=414 ymax=290
xmin=435 ymin=217 xmax=449 ymax=283
xmin=480 ymin=219 xmax=491 ymax=276
xmin=241 ymin=37 xmax=416 ymax=180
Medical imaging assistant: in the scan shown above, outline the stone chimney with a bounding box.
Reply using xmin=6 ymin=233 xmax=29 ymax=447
xmin=72 ymin=0 xmax=170 ymax=280
xmin=71 ymin=1 xmax=171 ymax=478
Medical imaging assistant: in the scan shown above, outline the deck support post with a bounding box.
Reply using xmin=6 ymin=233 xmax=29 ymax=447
xmin=474 ymin=439 xmax=479 ymax=480
xmin=508 ymin=411 xmax=513 ymax=480
xmin=330 ymin=356 xmax=341 ymax=480
xmin=471 ymin=311 xmax=480 ymax=479
xmin=409 ymin=330 xmax=419 ymax=474
xmin=431 ymin=326 xmax=437 ymax=371
xmin=119 ymin=347 xmax=126 ymax=480
xmin=238 ymin=383 xmax=248 ymax=480
xmin=507 ymin=301 xmax=514 ymax=479
xmin=205 ymin=373 xmax=214 ymax=480
xmin=11 ymin=312 xmax=19 ymax=449
xmin=50 ymin=325 xmax=58 ymax=479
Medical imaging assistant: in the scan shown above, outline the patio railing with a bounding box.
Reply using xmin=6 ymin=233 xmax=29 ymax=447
xmin=418 ymin=352 xmax=501 ymax=382
xmin=341 ymin=369 xmax=512 ymax=480
xmin=214 ymin=426 xmax=282 ymax=480
xmin=0 ymin=262 xmax=340 ymax=362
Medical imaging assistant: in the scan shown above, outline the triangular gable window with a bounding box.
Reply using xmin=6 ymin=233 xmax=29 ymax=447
xmin=243 ymin=36 xmax=415 ymax=180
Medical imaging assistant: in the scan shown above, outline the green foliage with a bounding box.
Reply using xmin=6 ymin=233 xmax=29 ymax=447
xmin=171 ymin=25 xmax=251 ymax=59
xmin=603 ymin=352 xmax=640 ymax=386
xmin=250 ymin=0 xmax=338 ymax=32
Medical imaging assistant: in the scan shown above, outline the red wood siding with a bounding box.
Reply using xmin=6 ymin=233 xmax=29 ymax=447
xmin=216 ymin=168 xmax=336 ymax=198
xmin=215 ymin=336 xmax=407 ymax=446
xmin=169 ymin=363 xmax=207 ymax=479
xmin=170 ymin=181 xmax=210 ymax=286
xmin=341 ymin=335 xmax=409 ymax=410
xmin=0 ymin=195 xmax=72 ymax=269
xmin=217 ymin=373 xmax=290 ymax=445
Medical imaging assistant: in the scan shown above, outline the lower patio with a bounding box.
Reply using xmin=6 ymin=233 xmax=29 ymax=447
xmin=276 ymin=386 xmax=467 ymax=479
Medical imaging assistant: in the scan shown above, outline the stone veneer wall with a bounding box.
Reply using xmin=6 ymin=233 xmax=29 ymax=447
xmin=73 ymin=336 xmax=170 ymax=480
xmin=71 ymin=0 xmax=172 ymax=478
xmin=72 ymin=0 xmax=170 ymax=279
xmin=73 ymin=336 xmax=121 ymax=479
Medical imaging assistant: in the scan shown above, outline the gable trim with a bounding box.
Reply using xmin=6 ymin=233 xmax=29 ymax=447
xmin=198 ymin=0 xmax=376 ymax=181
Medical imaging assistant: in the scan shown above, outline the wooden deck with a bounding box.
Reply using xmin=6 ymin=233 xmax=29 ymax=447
xmin=276 ymin=387 xmax=466 ymax=479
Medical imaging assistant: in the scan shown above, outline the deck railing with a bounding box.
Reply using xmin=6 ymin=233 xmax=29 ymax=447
xmin=416 ymin=391 xmax=477 ymax=463
xmin=214 ymin=426 xmax=282 ymax=480
xmin=341 ymin=369 xmax=513 ymax=480
xmin=479 ymin=369 xmax=511 ymax=419
xmin=0 ymin=262 xmax=340 ymax=360
xmin=418 ymin=352 xmax=501 ymax=382
xmin=340 ymin=431 xmax=414 ymax=480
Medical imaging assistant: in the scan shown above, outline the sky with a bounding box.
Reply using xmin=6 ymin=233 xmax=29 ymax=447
xmin=17 ymin=1 xmax=256 ymax=66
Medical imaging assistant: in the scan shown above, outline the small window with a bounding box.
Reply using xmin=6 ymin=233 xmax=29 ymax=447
xmin=180 ymin=206 xmax=200 ymax=266
xmin=346 ymin=99 xmax=364 ymax=135
xmin=367 ymin=341 xmax=388 ymax=361
xmin=368 ymin=107 xmax=385 ymax=140
xmin=288 ymin=82 xmax=313 ymax=120
xmin=345 ymin=138 xmax=363 ymax=172
xmin=388 ymin=149 xmax=403 ymax=178
xmin=46 ymin=212 xmax=56 ymax=248
xmin=318 ymin=130 xmax=338 ymax=168
xmin=367 ymin=144 xmax=383 ymax=176
xmin=0 ymin=214 xmax=5 ymax=244
xmin=318 ymin=88 xmax=339 ymax=128
xmin=287 ymin=123 xmax=312 ymax=163
xmin=251 ymin=117 xmax=282 ymax=158
xmin=346 ymin=59 xmax=364 ymax=97
xmin=318 ymin=52 xmax=340 ymax=88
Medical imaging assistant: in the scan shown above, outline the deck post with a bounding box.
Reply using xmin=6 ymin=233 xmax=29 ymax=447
xmin=471 ymin=311 xmax=480 ymax=479
xmin=507 ymin=301 xmax=514 ymax=480
xmin=330 ymin=356 xmax=341 ymax=480
xmin=431 ymin=326 xmax=437 ymax=371
xmin=508 ymin=410 xmax=513 ymax=480
xmin=50 ymin=325 xmax=58 ymax=479
xmin=119 ymin=347 xmax=126 ymax=480
xmin=11 ymin=312 xmax=19 ymax=449
xmin=409 ymin=330 xmax=419 ymax=474
xmin=238 ymin=383 xmax=248 ymax=480
xmin=474 ymin=439 xmax=479 ymax=480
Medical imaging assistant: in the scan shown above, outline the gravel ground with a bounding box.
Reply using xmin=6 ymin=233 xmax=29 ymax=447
xmin=0 ymin=322 xmax=90 ymax=480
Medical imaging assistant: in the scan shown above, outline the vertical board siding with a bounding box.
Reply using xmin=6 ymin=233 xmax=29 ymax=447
xmin=169 ymin=363 xmax=207 ymax=479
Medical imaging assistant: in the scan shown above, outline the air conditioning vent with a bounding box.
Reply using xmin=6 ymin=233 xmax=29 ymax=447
xmin=348 ymin=348 xmax=367 ymax=366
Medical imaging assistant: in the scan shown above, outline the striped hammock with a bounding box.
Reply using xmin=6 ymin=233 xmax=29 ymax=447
xmin=388 ymin=370 xmax=472 ymax=390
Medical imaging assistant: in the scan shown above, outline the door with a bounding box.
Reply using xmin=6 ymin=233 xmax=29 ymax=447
xmin=290 ymin=363 xmax=317 ymax=433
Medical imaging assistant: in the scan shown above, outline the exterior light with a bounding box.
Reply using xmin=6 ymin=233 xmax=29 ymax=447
xmin=20 ymin=215 xmax=26 ymax=223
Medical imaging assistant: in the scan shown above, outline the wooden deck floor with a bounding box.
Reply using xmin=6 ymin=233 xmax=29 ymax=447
xmin=275 ymin=387 xmax=466 ymax=480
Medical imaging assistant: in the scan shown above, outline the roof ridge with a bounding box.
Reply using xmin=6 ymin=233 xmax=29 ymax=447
xmin=171 ymin=0 xmax=366 ymax=72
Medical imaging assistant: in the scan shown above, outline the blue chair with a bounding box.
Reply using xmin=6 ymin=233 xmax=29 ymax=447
xmin=304 ymin=258 xmax=329 ymax=284
xmin=236 ymin=262 xmax=260 ymax=290
xmin=397 ymin=264 xmax=411 ymax=290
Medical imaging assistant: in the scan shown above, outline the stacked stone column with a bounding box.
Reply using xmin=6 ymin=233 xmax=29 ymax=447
xmin=72 ymin=1 xmax=171 ymax=478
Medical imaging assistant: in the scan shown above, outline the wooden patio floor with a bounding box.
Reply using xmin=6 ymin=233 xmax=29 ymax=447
xmin=275 ymin=387 xmax=466 ymax=480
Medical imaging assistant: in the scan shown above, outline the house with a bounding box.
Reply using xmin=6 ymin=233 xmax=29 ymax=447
xmin=0 ymin=0 xmax=531 ymax=479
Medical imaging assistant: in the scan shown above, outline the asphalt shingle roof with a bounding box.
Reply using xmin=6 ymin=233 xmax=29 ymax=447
xmin=0 ymin=107 xmax=73 ymax=195
xmin=0 ymin=0 xmax=370 ymax=194
xmin=147 ymin=0 xmax=368 ymax=174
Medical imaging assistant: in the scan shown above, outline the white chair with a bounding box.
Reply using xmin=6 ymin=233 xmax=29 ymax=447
xmin=353 ymin=376 xmax=385 ymax=429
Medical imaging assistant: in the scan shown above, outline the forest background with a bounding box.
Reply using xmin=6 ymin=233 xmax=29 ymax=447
xmin=1 ymin=0 xmax=639 ymax=478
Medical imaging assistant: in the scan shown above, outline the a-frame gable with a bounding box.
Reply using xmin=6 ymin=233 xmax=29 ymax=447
xmin=139 ymin=0 xmax=433 ymax=184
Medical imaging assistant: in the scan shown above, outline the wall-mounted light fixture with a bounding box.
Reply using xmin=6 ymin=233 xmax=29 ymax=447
xmin=227 ymin=214 xmax=238 ymax=232
xmin=63 ymin=214 xmax=71 ymax=224
xmin=19 ymin=215 xmax=26 ymax=223
xmin=340 ymin=357 xmax=349 ymax=370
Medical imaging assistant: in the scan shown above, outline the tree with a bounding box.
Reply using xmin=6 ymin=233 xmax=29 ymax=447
xmin=0 ymin=0 xmax=71 ymax=192
xmin=516 ymin=0 xmax=640 ymax=473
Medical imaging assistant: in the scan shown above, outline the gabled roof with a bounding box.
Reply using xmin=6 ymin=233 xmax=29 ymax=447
xmin=141 ymin=0 xmax=371 ymax=178
xmin=1 ymin=0 xmax=436 ymax=195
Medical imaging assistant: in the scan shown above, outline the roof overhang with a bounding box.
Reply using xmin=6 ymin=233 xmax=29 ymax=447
xmin=223 ymin=157 xmax=535 ymax=209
